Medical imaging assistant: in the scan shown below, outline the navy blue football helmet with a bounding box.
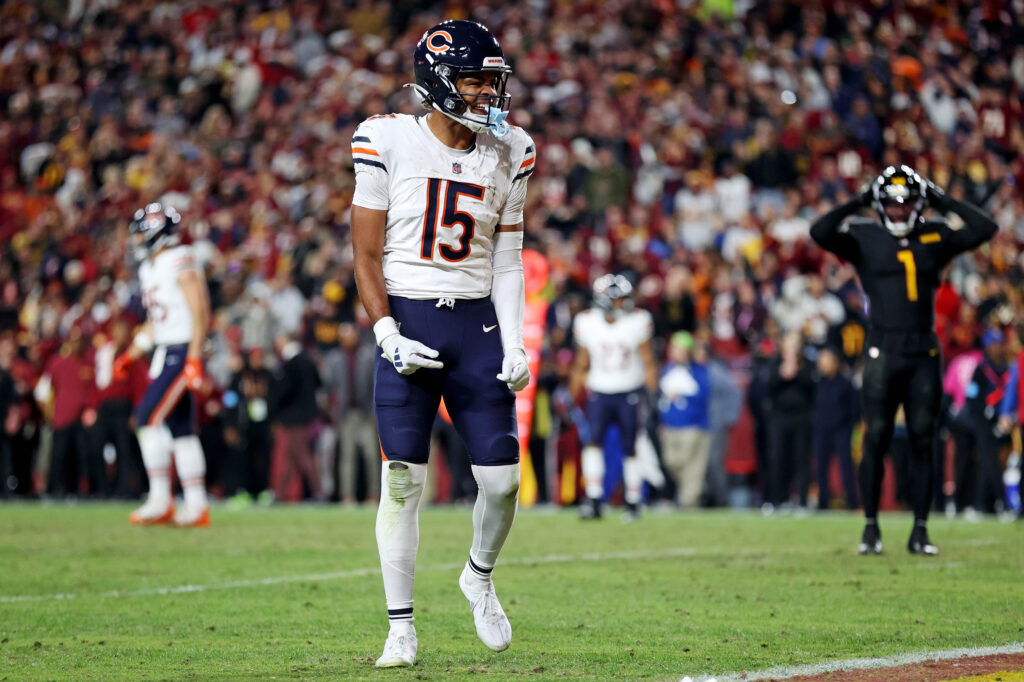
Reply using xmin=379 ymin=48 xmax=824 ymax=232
xmin=409 ymin=20 xmax=511 ymax=135
xmin=593 ymin=274 xmax=634 ymax=317
xmin=129 ymin=202 xmax=180 ymax=261
xmin=870 ymin=165 xmax=926 ymax=238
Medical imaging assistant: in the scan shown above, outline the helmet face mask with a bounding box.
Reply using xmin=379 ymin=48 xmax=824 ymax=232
xmin=593 ymin=274 xmax=635 ymax=319
xmin=872 ymin=165 xmax=925 ymax=238
xmin=130 ymin=202 xmax=180 ymax=262
xmin=411 ymin=20 xmax=512 ymax=135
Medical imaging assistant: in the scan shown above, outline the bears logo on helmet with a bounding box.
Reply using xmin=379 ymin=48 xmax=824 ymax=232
xmin=426 ymin=30 xmax=453 ymax=54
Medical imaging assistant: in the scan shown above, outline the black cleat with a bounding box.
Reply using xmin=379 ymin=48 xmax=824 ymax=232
xmin=623 ymin=502 xmax=641 ymax=523
xmin=579 ymin=497 xmax=602 ymax=520
xmin=907 ymin=525 xmax=938 ymax=555
xmin=858 ymin=524 xmax=882 ymax=555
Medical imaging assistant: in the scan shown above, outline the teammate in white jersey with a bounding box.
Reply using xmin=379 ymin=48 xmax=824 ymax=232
xmin=571 ymin=274 xmax=659 ymax=520
xmin=351 ymin=20 xmax=533 ymax=668
xmin=114 ymin=203 xmax=211 ymax=527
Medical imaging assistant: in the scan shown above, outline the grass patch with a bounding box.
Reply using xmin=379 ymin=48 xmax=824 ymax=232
xmin=1 ymin=503 xmax=1022 ymax=680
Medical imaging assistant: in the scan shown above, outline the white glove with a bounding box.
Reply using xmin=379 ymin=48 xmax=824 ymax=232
xmin=374 ymin=316 xmax=443 ymax=376
xmin=497 ymin=348 xmax=530 ymax=392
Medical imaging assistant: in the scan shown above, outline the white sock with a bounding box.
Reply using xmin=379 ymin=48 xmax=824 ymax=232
xmin=582 ymin=446 xmax=605 ymax=500
xmin=137 ymin=426 xmax=171 ymax=505
xmin=173 ymin=435 xmax=208 ymax=508
xmin=623 ymin=456 xmax=642 ymax=505
xmin=467 ymin=463 xmax=520 ymax=586
xmin=376 ymin=460 xmax=427 ymax=626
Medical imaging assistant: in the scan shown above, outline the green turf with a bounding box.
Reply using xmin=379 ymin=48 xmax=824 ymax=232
xmin=1 ymin=503 xmax=1022 ymax=681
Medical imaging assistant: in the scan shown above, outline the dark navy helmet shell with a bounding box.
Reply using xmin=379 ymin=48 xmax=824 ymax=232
xmin=129 ymin=202 xmax=181 ymax=261
xmin=410 ymin=20 xmax=511 ymax=135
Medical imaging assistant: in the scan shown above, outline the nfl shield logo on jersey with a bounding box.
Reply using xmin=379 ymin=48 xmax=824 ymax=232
xmin=452 ymin=162 xmax=462 ymax=174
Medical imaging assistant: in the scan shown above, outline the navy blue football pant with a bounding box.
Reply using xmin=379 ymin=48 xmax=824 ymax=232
xmin=374 ymin=296 xmax=519 ymax=467
xmin=134 ymin=344 xmax=196 ymax=438
xmin=586 ymin=390 xmax=642 ymax=457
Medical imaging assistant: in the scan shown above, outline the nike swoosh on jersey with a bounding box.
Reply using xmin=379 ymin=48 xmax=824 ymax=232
xmin=483 ymin=324 xmax=497 ymax=333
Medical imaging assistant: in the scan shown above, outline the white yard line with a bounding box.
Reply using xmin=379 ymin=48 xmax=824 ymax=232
xmin=709 ymin=641 xmax=1024 ymax=682
xmin=0 ymin=546 xmax=699 ymax=603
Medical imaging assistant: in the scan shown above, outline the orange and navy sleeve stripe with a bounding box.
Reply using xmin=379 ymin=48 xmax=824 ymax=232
xmin=352 ymin=134 xmax=386 ymax=172
xmin=513 ymin=143 xmax=535 ymax=183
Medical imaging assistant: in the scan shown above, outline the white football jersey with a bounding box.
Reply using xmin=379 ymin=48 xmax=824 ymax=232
xmin=138 ymin=244 xmax=199 ymax=346
xmin=351 ymin=114 xmax=535 ymax=299
xmin=573 ymin=308 xmax=654 ymax=394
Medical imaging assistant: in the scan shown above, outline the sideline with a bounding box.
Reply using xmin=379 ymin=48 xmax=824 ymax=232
xmin=711 ymin=642 xmax=1024 ymax=682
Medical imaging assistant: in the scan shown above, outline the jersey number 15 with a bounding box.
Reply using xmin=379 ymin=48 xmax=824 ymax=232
xmin=421 ymin=178 xmax=486 ymax=263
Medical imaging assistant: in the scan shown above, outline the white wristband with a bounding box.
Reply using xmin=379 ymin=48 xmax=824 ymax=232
xmin=373 ymin=316 xmax=400 ymax=347
xmin=132 ymin=331 xmax=154 ymax=352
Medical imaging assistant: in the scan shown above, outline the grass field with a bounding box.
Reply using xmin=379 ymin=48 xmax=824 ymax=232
xmin=1 ymin=503 xmax=1022 ymax=681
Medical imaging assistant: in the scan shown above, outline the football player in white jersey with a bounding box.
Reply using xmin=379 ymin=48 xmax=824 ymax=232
xmin=113 ymin=203 xmax=211 ymax=527
xmin=571 ymin=274 xmax=659 ymax=521
xmin=351 ymin=20 xmax=533 ymax=668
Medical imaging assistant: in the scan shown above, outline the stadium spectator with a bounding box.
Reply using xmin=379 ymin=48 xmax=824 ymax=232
xmin=0 ymin=0 xmax=1021 ymax=512
xmin=223 ymin=346 xmax=274 ymax=501
xmin=698 ymin=339 xmax=743 ymax=508
xmin=966 ymin=329 xmax=1010 ymax=515
xmin=658 ymin=331 xmax=711 ymax=509
xmin=34 ymin=327 xmax=95 ymax=497
xmin=88 ymin=319 xmax=147 ymax=499
xmin=0 ymin=336 xmax=16 ymax=497
xmin=811 ymin=346 xmax=860 ymax=511
xmin=268 ymin=333 xmax=322 ymax=502
xmin=321 ymin=322 xmax=378 ymax=505
xmin=765 ymin=332 xmax=816 ymax=512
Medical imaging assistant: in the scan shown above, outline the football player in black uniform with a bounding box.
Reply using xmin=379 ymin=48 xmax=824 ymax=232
xmin=810 ymin=165 xmax=997 ymax=555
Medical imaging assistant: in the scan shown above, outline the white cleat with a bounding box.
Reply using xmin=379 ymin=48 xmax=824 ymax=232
xmin=459 ymin=563 xmax=512 ymax=652
xmin=375 ymin=624 xmax=417 ymax=668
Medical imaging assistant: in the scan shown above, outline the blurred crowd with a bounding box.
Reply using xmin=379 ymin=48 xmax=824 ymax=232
xmin=1 ymin=1 xmax=1022 ymax=514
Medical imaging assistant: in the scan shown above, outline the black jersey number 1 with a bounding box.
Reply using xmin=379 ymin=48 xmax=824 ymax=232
xmin=420 ymin=178 xmax=486 ymax=263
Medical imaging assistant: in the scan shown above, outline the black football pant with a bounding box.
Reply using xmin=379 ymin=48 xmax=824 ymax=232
xmin=949 ymin=415 xmax=977 ymax=512
xmin=48 ymin=421 xmax=89 ymax=497
xmin=89 ymin=399 xmax=140 ymax=498
xmin=973 ymin=422 xmax=1008 ymax=514
xmin=767 ymin=412 xmax=812 ymax=507
xmin=860 ymin=349 xmax=942 ymax=524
